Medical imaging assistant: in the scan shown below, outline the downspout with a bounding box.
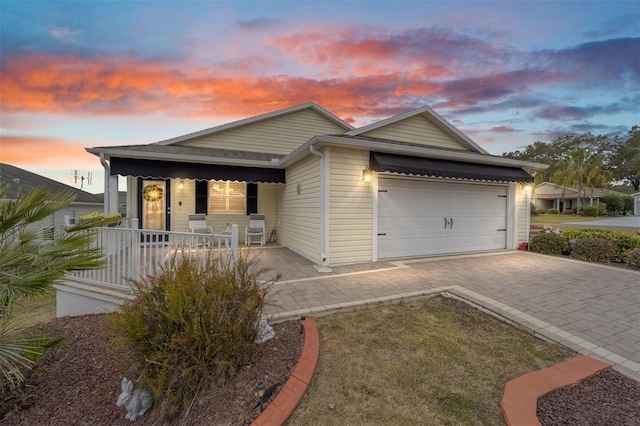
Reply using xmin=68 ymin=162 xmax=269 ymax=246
xmin=310 ymin=142 xmax=331 ymax=272
xmin=100 ymin=153 xmax=110 ymax=214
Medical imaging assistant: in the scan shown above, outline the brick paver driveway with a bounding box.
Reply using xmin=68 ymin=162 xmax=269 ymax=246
xmin=257 ymin=247 xmax=639 ymax=379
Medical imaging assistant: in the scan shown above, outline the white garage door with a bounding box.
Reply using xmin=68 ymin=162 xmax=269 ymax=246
xmin=378 ymin=178 xmax=507 ymax=259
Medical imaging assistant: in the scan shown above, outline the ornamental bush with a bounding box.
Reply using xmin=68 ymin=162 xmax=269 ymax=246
xmin=111 ymin=252 xmax=275 ymax=421
xmin=626 ymin=248 xmax=640 ymax=270
xmin=529 ymin=233 xmax=568 ymax=255
xmin=562 ymin=229 xmax=640 ymax=263
xmin=570 ymin=237 xmax=617 ymax=264
xmin=548 ymin=208 xmax=559 ymax=214
xmin=601 ymin=194 xmax=624 ymax=213
xmin=581 ymin=206 xmax=599 ymax=217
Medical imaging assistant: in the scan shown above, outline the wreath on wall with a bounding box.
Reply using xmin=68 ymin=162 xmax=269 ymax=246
xmin=143 ymin=184 xmax=164 ymax=202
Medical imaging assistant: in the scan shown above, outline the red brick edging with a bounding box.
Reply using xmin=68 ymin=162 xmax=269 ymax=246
xmin=501 ymin=355 xmax=611 ymax=426
xmin=251 ymin=317 xmax=320 ymax=426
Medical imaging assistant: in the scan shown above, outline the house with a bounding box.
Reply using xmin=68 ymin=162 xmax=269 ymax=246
xmin=0 ymin=163 xmax=104 ymax=238
xmin=88 ymin=103 xmax=546 ymax=268
xmin=633 ymin=193 xmax=640 ymax=216
xmin=532 ymin=182 xmax=619 ymax=213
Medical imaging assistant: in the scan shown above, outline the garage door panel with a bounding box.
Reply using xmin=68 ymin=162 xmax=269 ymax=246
xmin=378 ymin=178 xmax=507 ymax=259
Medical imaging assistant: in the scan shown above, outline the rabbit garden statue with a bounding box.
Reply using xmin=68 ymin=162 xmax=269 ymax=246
xmin=116 ymin=377 xmax=153 ymax=421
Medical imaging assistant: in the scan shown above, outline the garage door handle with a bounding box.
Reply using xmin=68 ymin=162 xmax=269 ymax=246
xmin=444 ymin=218 xmax=453 ymax=229
xmin=378 ymin=233 xmax=387 ymax=236
xmin=450 ymin=218 xmax=453 ymax=229
xmin=497 ymin=228 xmax=506 ymax=231
xmin=444 ymin=217 xmax=447 ymax=229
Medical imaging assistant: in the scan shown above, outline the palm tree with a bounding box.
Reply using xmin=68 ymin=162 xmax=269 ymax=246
xmin=552 ymin=149 xmax=612 ymax=213
xmin=0 ymin=185 xmax=115 ymax=388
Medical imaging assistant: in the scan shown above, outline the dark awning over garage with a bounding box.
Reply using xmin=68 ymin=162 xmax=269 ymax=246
xmin=110 ymin=157 xmax=285 ymax=184
xmin=369 ymin=152 xmax=533 ymax=183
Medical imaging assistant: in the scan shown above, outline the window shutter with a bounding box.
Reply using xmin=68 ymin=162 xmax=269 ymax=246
xmin=195 ymin=180 xmax=208 ymax=214
xmin=247 ymin=183 xmax=258 ymax=214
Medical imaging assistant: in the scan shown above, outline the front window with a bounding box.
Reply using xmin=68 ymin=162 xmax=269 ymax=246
xmin=209 ymin=180 xmax=246 ymax=214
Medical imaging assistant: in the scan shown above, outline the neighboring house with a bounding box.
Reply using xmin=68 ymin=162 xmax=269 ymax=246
xmin=0 ymin=163 xmax=104 ymax=238
xmin=88 ymin=103 xmax=546 ymax=268
xmin=532 ymin=182 xmax=620 ymax=212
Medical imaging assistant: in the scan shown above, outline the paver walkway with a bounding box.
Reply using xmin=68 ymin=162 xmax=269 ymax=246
xmin=252 ymin=247 xmax=640 ymax=380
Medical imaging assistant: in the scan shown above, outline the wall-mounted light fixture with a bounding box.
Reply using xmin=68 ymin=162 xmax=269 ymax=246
xmin=523 ymin=184 xmax=532 ymax=193
xmin=362 ymin=167 xmax=372 ymax=183
xmin=179 ymin=180 xmax=184 ymax=190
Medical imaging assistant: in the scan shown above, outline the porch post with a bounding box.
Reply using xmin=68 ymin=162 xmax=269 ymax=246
xmin=230 ymin=224 xmax=239 ymax=264
xmin=108 ymin=175 xmax=118 ymax=214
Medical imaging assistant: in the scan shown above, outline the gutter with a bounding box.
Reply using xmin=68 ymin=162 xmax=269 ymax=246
xmin=99 ymin=153 xmax=110 ymax=213
xmin=309 ymin=142 xmax=331 ymax=272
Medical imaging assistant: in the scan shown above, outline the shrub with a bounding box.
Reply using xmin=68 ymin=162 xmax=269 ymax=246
xmin=530 ymin=202 xmax=537 ymax=215
xmin=597 ymin=202 xmax=607 ymax=216
xmin=111 ymin=252 xmax=274 ymax=420
xmin=538 ymin=209 xmax=546 ymax=215
xmin=622 ymin=195 xmax=634 ymax=214
xmin=570 ymin=237 xmax=617 ymax=264
xmin=529 ymin=233 xmax=568 ymax=255
xmin=572 ymin=206 xmax=578 ymax=214
xmin=626 ymin=248 xmax=640 ymax=270
xmin=563 ymin=209 xmax=573 ymax=215
xmin=601 ymin=194 xmax=624 ymax=213
xmin=581 ymin=206 xmax=599 ymax=217
xmin=548 ymin=208 xmax=559 ymax=214
xmin=562 ymin=229 xmax=640 ymax=263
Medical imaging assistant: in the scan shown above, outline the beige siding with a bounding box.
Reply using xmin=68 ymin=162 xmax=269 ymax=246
xmin=171 ymin=179 xmax=279 ymax=237
xmin=360 ymin=115 xmax=470 ymax=150
xmin=179 ymin=109 xmax=347 ymax=155
xmin=277 ymin=155 xmax=321 ymax=263
xmin=516 ymin=185 xmax=529 ymax=243
xmin=127 ymin=177 xmax=138 ymax=222
xmin=328 ymin=148 xmax=373 ymax=264
xmin=171 ymin=179 xmax=197 ymax=231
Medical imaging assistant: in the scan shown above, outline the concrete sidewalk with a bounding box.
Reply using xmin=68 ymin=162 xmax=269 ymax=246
xmin=254 ymin=247 xmax=640 ymax=380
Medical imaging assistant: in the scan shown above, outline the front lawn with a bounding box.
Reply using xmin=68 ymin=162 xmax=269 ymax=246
xmin=288 ymin=297 xmax=574 ymax=426
xmin=531 ymin=214 xmax=598 ymax=224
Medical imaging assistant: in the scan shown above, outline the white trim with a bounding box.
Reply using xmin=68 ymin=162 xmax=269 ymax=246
xmin=372 ymin=171 xmax=379 ymax=261
xmin=152 ymin=102 xmax=354 ymax=146
xmin=322 ymin=147 xmax=331 ymax=267
xmin=282 ymin=135 xmax=548 ymax=171
xmin=346 ymin=105 xmax=488 ymax=154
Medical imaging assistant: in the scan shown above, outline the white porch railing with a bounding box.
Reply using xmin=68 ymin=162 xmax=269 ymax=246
xmin=67 ymin=219 xmax=239 ymax=291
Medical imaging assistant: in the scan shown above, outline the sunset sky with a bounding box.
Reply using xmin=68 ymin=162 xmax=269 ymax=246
xmin=1 ymin=1 xmax=638 ymax=194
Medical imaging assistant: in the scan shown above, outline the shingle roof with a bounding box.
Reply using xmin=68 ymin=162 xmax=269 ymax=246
xmin=87 ymin=144 xmax=283 ymax=162
xmin=0 ymin=163 xmax=103 ymax=203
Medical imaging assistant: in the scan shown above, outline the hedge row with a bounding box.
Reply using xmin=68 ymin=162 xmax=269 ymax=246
xmin=529 ymin=229 xmax=640 ymax=269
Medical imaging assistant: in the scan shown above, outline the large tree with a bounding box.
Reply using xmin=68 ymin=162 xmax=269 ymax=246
xmin=609 ymin=126 xmax=640 ymax=191
xmin=0 ymin=185 xmax=114 ymax=388
xmin=551 ymin=148 xmax=611 ymax=212
xmin=503 ymin=129 xmax=638 ymax=190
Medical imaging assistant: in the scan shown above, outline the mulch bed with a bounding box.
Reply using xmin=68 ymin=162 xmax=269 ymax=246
xmin=1 ymin=314 xmax=303 ymax=425
xmin=2 ymin=313 xmax=639 ymax=425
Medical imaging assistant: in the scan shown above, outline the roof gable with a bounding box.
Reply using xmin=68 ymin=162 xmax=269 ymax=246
xmin=346 ymin=105 xmax=487 ymax=154
xmin=153 ymin=103 xmax=353 ymax=155
xmin=0 ymin=163 xmax=103 ymax=203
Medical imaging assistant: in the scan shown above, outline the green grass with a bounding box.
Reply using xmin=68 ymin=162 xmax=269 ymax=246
xmin=531 ymin=214 xmax=599 ymax=224
xmin=531 ymin=214 xmax=637 ymax=234
xmin=288 ymin=297 xmax=574 ymax=426
xmin=11 ymin=291 xmax=56 ymax=329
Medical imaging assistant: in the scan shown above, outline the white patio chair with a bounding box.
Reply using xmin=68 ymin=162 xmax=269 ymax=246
xmin=188 ymin=214 xmax=213 ymax=248
xmin=245 ymin=214 xmax=266 ymax=245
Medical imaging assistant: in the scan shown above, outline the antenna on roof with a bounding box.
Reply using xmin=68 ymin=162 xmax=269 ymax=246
xmin=72 ymin=170 xmax=93 ymax=190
